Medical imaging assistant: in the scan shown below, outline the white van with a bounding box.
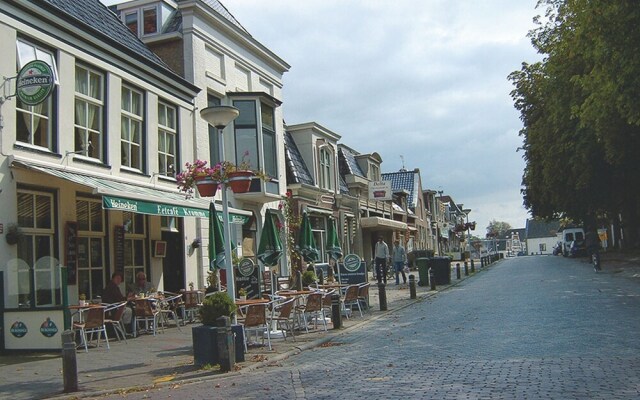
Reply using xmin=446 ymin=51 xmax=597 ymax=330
xmin=561 ymin=227 xmax=585 ymax=257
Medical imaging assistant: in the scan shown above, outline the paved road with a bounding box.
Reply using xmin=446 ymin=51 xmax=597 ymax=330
xmin=99 ymin=256 xmax=640 ymax=399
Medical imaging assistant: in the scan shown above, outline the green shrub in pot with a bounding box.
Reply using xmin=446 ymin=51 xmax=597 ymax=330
xmin=199 ymin=292 xmax=237 ymax=326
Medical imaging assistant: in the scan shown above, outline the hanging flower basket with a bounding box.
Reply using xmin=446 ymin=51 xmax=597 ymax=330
xmin=227 ymin=171 xmax=254 ymax=193
xmin=195 ymin=176 xmax=220 ymax=197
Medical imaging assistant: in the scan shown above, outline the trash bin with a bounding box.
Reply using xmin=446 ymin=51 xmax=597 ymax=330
xmin=416 ymin=258 xmax=429 ymax=286
xmin=427 ymin=257 xmax=451 ymax=285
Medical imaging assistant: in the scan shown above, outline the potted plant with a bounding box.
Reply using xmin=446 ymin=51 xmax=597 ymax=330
xmin=5 ymin=224 xmax=23 ymax=245
xmin=78 ymin=293 xmax=87 ymax=307
xmin=237 ymin=287 xmax=248 ymax=301
xmin=192 ymin=292 xmax=244 ymax=366
xmin=302 ymin=270 xmax=317 ymax=287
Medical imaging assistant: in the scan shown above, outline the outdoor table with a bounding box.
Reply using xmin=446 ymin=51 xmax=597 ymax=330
xmin=69 ymin=303 xmax=102 ymax=323
xmin=235 ymin=298 xmax=270 ymax=307
xmin=276 ymin=290 xmax=315 ymax=297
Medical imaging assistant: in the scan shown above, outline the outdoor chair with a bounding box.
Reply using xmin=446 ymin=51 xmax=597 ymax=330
xmin=267 ymin=297 xmax=297 ymax=341
xmin=321 ymin=289 xmax=336 ymax=319
xmin=133 ymin=298 xmax=161 ymax=337
xmin=159 ymin=292 xmax=183 ymax=330
xmin=181 ymin=290 xmax=203 ymax=323
xmin=342 ymin=285 xmax=363 ymax=319
xmin=73 ymin=305 xmax=109 ymax=352
xmin=357 ymin=283 xmax=371 ymax=314
xmin=239 ymin=303 xmax=272 ymax=351
xmin=104 ymin=301 xmax=128 ymax=343
xmin=294 ymin=292 xmax=326 ymax=333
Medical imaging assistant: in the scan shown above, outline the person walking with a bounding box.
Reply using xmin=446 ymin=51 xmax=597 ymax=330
xmin=392 ymin=239 xmax=407 ymax=285
xmin=374 ymin=236 xmax=390 ymax=284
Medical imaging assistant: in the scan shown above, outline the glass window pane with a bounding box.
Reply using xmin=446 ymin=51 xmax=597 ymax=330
xmin=125 ymin=12 xmax=138 ymax=34
xmin=233 ymin=100 xmax=256 ymax=126
xmin=134 ymin=240 xmax=144 ymax=265
xmin=235 ymin=128 xmax=258 ymax=170
xmin=35 ymin=195 xmax=51 ymax=229
xmin=264 ymin=131 xmax=277 ymax=177
xmin=77 ymin=200 xmax=89 ymax=231
xmin=143 ymin=8 xmax=157 ymax=34
xmin=17 ymin=192 xmax=34 ymax=228
xmin=90 ymin=202 xmax=103 ymax=231
xmin=77 ymin=237 xmax=89 ymax=268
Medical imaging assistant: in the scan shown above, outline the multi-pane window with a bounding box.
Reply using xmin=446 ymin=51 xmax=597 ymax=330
xmin=207 ymin=94 xmax=222 ymax=164
xmin=74 ymin=65 xmax=104 ymax=160
xmin=158 ymin=101 xmax=177 ymax=176
xmin=16 ymin=190 xmax=60 ymax=308
xmin=15 ymin=38 xmax=57 ymax=151
xmin=233 ymin=100 xmax=259 ymax=170
xmin=123 ymin=211 xmax=146 ymax=290
xmin=319 ymin=147 xmax=332 ymax=190
xmin=261 ymin=103 xmax=277 ymax=178
xmin=76 ymin=198 xmax=105 ymax=301
xmin=310 ymin=215 xmax=327 ymax=263
xmin=121 ymin=85 xmax=144 ymax=170
xmin=369 ymin=163 xmax=380 ymax=181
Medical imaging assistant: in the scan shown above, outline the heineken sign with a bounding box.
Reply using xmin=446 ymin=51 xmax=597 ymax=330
xmin=16 ymin=60 xmax=54 ymax=106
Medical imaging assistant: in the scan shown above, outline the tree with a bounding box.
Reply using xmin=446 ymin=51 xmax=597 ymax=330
xmin=509 ymin=0 xmax=640 ymax=245
xmin=486 ymin=220 xmax=512 ymax=238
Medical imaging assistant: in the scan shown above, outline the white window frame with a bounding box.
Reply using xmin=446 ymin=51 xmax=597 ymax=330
xmin=74 ymin=65 xmax=104 ymax=160
xmin=158 ymin=100 xmax=177 ymax=177
xmin=319 ymin=147 xmax=333 ymax=190
xmin=121 ymin=84 xmax=144 ymax=171
xmin=76 ymin=197 xmax=105 ymax=301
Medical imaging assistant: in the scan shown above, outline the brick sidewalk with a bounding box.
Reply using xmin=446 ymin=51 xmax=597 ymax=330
xmin=0 ymin=265 xmax=478 ymax=400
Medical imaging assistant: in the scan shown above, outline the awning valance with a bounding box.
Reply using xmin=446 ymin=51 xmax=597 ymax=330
xmin=11 ymin=160 xmax=251 ymax=223
xmin=360 ymin=217 xmax=407 ymax=231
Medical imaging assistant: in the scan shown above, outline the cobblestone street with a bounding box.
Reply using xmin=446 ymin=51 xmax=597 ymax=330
xmin=111 ymin=255 xmax=640 ymax=399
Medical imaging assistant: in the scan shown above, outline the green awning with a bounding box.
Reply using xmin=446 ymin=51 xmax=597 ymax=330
xmin=11 ymin=161 xmax=251 ymax=223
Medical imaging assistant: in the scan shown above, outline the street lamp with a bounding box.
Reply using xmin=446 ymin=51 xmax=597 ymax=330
xmin=200 ymin=105 xmax=240 ymax=306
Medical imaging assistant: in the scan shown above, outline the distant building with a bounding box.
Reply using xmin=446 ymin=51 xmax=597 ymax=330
xmin=525 ymin=219 xmax=561 ymax=255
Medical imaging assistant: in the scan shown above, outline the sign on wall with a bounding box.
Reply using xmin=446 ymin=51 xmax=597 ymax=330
xmin=368 ymin=181 xmax=392 ymax=201
xmin=16 ymin=60 xmax=54 ymax=106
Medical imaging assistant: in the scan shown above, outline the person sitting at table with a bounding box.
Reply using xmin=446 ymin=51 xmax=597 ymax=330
xmin=102 ymin=272 xmax=133 ymax=331
xmin=128 ymin=271 xmax=154 ymax=297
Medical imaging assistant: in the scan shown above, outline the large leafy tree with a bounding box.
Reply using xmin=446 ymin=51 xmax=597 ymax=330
xmin=509 ymin=0 xmax=640 ymax=243
xmin=486 ymin=220 xmax=512 ymax=238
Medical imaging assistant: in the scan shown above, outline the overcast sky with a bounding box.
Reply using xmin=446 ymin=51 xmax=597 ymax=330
xmin=104 ymin=0 xmax=542 ymax=234
xmin=221 ymin=0 xmax=542 ymax=234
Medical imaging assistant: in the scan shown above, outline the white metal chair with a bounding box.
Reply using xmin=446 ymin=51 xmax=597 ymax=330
xmin=294 ymin=292 xmax=326 ymax=332
xmin=133 ymin=298 xmax=161 ymax=337
xmin=239 ymin=303 xmax=272 ymax=351
xmin=159 ymin=292 xmax=183 ymax=330
xmin=267 ymin=297 xmax=297 ymax=341
xmin=342 ymin=285 xmax=363 ymax=319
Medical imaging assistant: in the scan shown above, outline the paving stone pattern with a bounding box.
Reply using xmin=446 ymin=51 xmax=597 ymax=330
xmin=107 ymin=255 xmax=640 ymax=399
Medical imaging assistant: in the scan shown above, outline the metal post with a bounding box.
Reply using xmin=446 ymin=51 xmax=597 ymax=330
xmin=480 ymin=256 xmax=485 ymax=268
xmin=470 ymin=259 xmax=475 ymax=273
xmin=429 ymin=268 xmax=436 ymax=290
xmin=464 ymin=261 xmax=469 ymax=276
xmin=317 ymin=268 xmax=324 ymax=285
xmin=331 ymin=293 xmax=342 ymax=329
xmin=216 ymin=316 xmax=235 ymax=372
xmin=377 ymin=283 xmax=388 ymax=311
xmin=456 ymin=263 xmax=461 ymax=279
xmin=61 ymin=330 xmax=78 ymax=393
xmin=408 ymin=274 xmax=416 ymax=299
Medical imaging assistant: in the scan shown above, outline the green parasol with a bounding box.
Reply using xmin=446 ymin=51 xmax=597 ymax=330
xmin=296 ymin=211 xmax=319 ymax=263
xmin=326 ymin=216 xmax=343 ymax=282
xmin=257 ymin=209 xmax=283 ymax=266
xmin=208 ymin=202 xmax=234 ymax=271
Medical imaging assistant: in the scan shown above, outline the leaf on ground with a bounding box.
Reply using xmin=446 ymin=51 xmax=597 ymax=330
xmin=153 ymin=375 xmax=175 ymax=384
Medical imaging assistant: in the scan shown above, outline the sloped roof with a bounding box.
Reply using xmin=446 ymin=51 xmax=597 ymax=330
xmin=338 ymin=147 xmax=366 ymax=178
xmin=382 ymin=169 xmax=419 ymax=211
xmin=284 ymin=131 xmax=314 ymax=186
xmin=43 ymin=0 xmax=170 ymax=70
xmin=162 ymin=1 xmax=249 ymax=35
xmin=526 ymin=219 xmax=561 ymax=239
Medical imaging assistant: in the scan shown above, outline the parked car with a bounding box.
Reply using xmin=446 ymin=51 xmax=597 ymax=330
xmin=561 ymin=228 xmax=585 ymax=257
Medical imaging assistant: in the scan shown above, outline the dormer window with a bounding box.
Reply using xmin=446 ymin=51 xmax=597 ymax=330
xmin=123 ymin=6 xmax=158 ymax=37
xmin=319 ymin=147 xmax=333 ymax=190
xmin=369 ymin=163 xmax=380 ymax=181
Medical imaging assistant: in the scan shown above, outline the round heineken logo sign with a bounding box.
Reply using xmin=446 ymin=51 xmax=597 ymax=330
xmin=16 ymin=60 xmax=54 ymax=106
xmin=237 ymin=258 xmax=255 ymax=277
xmin=343 ymin=254 xmax=361 ymax=272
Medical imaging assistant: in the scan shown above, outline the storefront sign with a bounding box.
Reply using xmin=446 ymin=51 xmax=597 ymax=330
xmin=114 ymin=225 xmax=125 ymax=274
xmin=343 ymin=254 xmax=362 ymax=272
xmin=39 ymin=318 xmax=58 ymax=338
xmin=4 ymin=311 xmax=64 ymax=350
xmin=368 ymin=181 xmax=392 ymax=201
xmin=10 ymin=321 xmax=28 ymax=338
xmin=16 ymin=60 xmax=54 ymax=106
xmin=102 ymin=196 xmax=249 ymax=223
xmin=339 ymin=254 xmax=366 ymax=285
xmin=65 ymin=221 xmax=78 ymax=284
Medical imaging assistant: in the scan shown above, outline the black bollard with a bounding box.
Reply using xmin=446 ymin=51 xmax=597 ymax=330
xmin=429 ymin=268 xmax=436 ymax=290
xmin=377 ymin=283 xmax=388 ymax=311
xmin=331 ymin=293 xmax=342 ymax=329
xmin=62 ymin=330 xmax=78 ymax=393
xmin=464 ymin=262 xmax=469 ymax=276
xmin=456 ymin=263 xmax=461 ymax=279
xmin=480 ymin=257 xmax=485 ymax=268
xmin=318 ymin=269 xmax=324 ymax=285
xmin=470 ymin=259 xmax=475 ymax=273
xmin=216 ymin=316 xmax=235 ymax=373
xmin=408 ymin=274 xmax=417 ymax=299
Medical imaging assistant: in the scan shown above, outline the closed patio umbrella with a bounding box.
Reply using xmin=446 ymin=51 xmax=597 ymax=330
xmin=208 ymin=202 xmax=234 ymax=271
xmin=296 ymin=211 xmax=319 ymax=263
xmin=257 ymin=209 xmax=283 ymax=266
xmin=326 ymin=216 xmax=343 ymax=282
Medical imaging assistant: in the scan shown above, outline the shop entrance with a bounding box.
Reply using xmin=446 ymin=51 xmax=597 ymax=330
xmin=162 ymin=231 xmax=184 ymax=293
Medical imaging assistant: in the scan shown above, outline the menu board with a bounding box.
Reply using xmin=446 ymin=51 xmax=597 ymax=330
xmin=114 ymin=225 xmax=125 ymax=274
xmin=64 ymin=222 xmax=78 ymax=284
xmin=235 ymin=258 xmax=260 ymax=299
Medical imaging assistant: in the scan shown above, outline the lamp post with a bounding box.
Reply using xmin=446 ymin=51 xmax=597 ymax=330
xmin=200 ymin=105 xmax=240 ymax=306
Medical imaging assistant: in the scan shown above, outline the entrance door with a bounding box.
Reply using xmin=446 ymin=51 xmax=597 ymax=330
xmin=162 ymin=231 xmax=184 ymax=293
